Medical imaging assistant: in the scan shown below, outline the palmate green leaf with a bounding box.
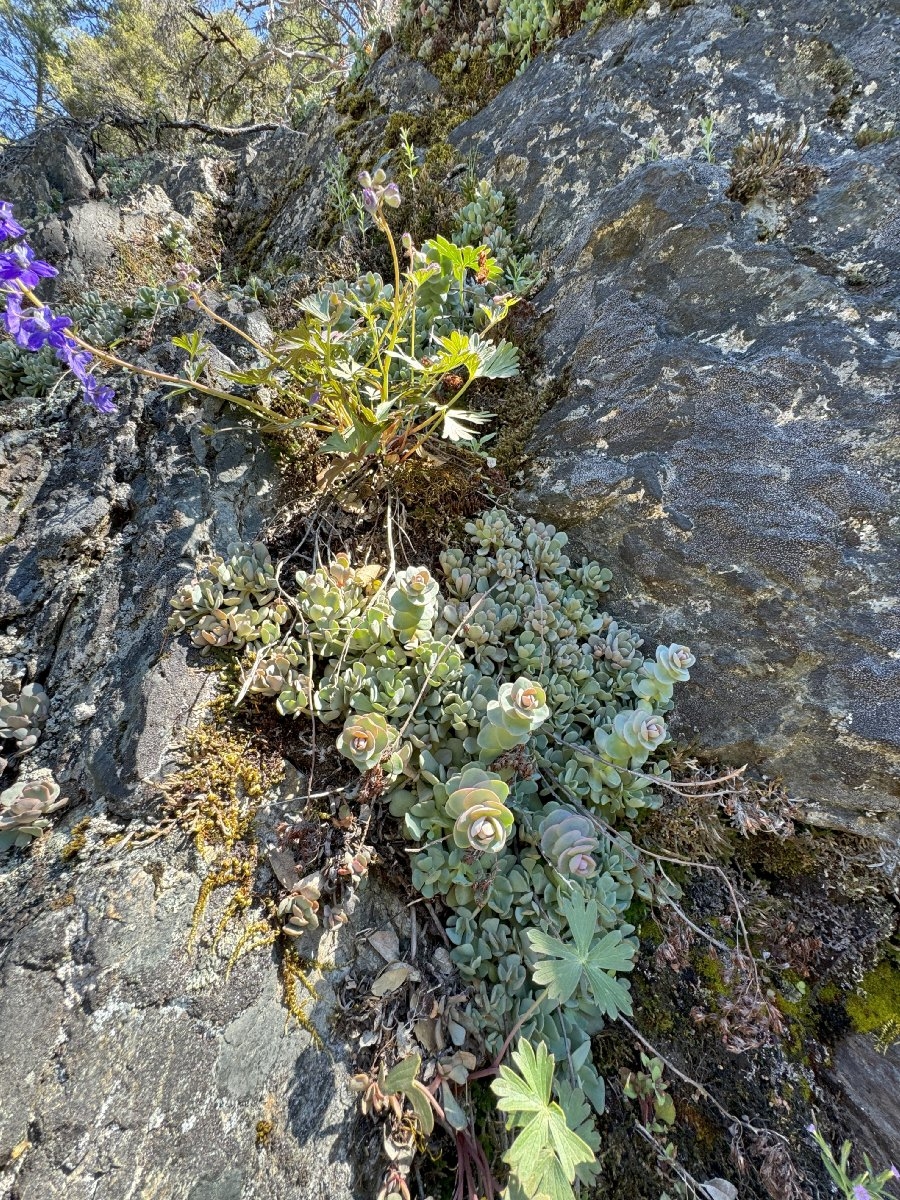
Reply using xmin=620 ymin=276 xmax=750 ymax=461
xmin=442 ymin=407 xmax=494 ymax=443
xmin=476 ymin=337 xmax=520 ymax=379
xmin=297 ymin=292 xmax=333 ymax=321
xmin=526 ymin=891 xmax=635 ymax=1016
xmin=491 ymin=1041 xmax=594 ymax=1200
xmin=493 ymin=1040 xmax=552 ymax=1114
xmin=427 ymin=235 xmax=483 ymax=289
xmin=434 ymin=329 xmax=481 ymax=376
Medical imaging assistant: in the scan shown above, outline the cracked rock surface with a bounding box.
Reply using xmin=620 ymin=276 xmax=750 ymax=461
xmin=452 ymin=0 xmax=900 ymax=839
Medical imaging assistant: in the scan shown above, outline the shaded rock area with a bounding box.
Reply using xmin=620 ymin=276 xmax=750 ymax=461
xmin=450 ymin=0 xmax=900 ymax=841
xmin=830 ymin=1035 xmax=900 ymax=1162
xmin=0 ymin=149 xmax=377 ymax=1194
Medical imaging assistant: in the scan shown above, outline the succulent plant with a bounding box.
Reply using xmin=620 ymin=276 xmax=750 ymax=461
xmin=167 ymin=502 xmax=694 ymax=1149
xmin=0 ymin=681 xmax=49 ymax=755
xmin=278 ymin=875 xmax=321 ymax=936
xmin=389 ymin=566 xmax=440 ymax=641
xmin=477 ymin=677 xmax=549 ymax=761
xmin=633 ymin=643 xmax=697 ymax=706
xmin=337 ymin=712 xmax=400 ymax=772
xmin=594 ymin=704 xmax=668 ymax=770
xmin=70 ymin=291 xmax=127 ymax=345
xmin=0 ymin=774 xmax=65 ymax=852
xmin=539 ymin=805 xmax=600 ymax=880
xmin=445 ymin=765 xmax=514 ymax=852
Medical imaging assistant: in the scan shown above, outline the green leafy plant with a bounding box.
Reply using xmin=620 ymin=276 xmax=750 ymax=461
xmin=218 ymin=173 xmax=521 ymax=470
xmin=621 ymin=1053 xmax=676 ymax=1133
xmin=698 ymin=115 xmax=716 ymax=163
xmin=808 ymin=1123 xmax=899 ymax=1200
xmin=351 ymin=1052 xmax=435 ymax=1136
xmin=398 ymin=126 xmax=420 ymax=188
xmin=167 ymin=507 xmax=696 ymax=1198
xmin=527 ymin=891 xmax=635 ymax=1015
xmin=491 ymin=1040 xmax=595 ymax=1200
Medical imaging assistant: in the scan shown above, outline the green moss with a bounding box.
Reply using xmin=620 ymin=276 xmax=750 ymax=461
xmin=334 ymin=84 xmax=379 ymax=120
xmin=855 ymin=127 xmax=896 ymax=149
xmin=828 ymin=93 xmax=852 ymax=123
xmin=695 ymin=952 xmax=727 ymax=996
xmin=60 ymin=817 xmax=90 ymax=861
xmin=845 ymin=960 xmax=900 ymax=1037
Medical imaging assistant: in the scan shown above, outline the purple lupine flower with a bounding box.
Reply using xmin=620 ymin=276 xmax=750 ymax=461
xmin=853 ymin=1187 xmax=872 ymax=1200
xmin=0 ymin=201 xmax=25 ymax=242
xmin=0 ymin=242 xmax=57 ymax=289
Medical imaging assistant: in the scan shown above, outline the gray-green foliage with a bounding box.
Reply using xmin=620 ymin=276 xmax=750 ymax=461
xmin=406 ymin=0 xmax=612 ymax=79
xmin=453 ymin=178 xmax=540 ymax=296
xmin=0 ymin=681 xmax=49 ymax=757
xmin=0 ymin=340 xmax=60 ymax=400
xmin=168 ymin=507 xmax=695 ymax=1187
xmin=71 ymin=291 xmax=128 ymax=345
xmin=0 ymin=773 xmax=65 ymax=852
xmin=0 ymin=281 xmax=182 ymax=402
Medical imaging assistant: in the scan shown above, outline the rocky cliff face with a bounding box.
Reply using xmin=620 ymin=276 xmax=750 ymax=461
xmin=1 ymin=0 xmax=898 ymax=1194
xmin=448 ymin=0 xmax=900 ymax=842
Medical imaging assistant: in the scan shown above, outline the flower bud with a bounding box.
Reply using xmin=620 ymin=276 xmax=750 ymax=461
xmin=357 ymin=170 xmax=372 ymax=188
xmin=362 ymin=188 xmax=378 ymax=214
xmin=382 ymin=183 xmax=401 ymax=209
xmin=372 ymin=168 xmax=387 ymax=186
xmin=401 ymin=232 xmax=414 ymax=252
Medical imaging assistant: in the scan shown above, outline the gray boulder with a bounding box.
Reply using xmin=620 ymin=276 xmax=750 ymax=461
xmin=452 ymin=0 xmax=900 ymax=840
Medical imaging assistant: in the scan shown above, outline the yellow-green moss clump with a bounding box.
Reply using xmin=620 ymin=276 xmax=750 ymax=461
xmin=60 ymin=816 xmax=91 ymax=861
xmin=845 ymin=960 xmax=900 ymax=1047
xmin=156 ymin=698 xmax=284 ymax=949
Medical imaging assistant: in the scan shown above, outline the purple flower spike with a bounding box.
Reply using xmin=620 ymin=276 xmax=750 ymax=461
xmin=0 ymin=243 xmax=57 ymax=289
xmin=0 ymin=200 xmax=25 ymax=242
xmin=0 ymin=203 xmax=116 ymax=415
xmin=82 ymin=375 xmax=117 ymax=414
xmin=10 ymin=304 xmax=72 ymax=352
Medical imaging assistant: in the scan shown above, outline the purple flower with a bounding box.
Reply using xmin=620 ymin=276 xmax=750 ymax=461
xmin=890 ymin=1165 xmax=899 ymax=1181
xmin=361 ymin=187 xmax=378 ymax=215
xmin=0 ymin=201 xmax=25 ymax=242
xmin=853 ymin=1187 xmax=872 ymax=1200
xmin=357 ymin=170 xmax=372 ymax=189
xmin=382 ymin=183 xmax=401 ymax=209
xmin=0 ymin=225 xmax=116 ymax=414
xmin=82 ymin=375 xmax=117 ymax=414
xmin=6 ymin=302 xmax=72 ymax=352
xmin=0 ymin=243 xmax=57 ymax=289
